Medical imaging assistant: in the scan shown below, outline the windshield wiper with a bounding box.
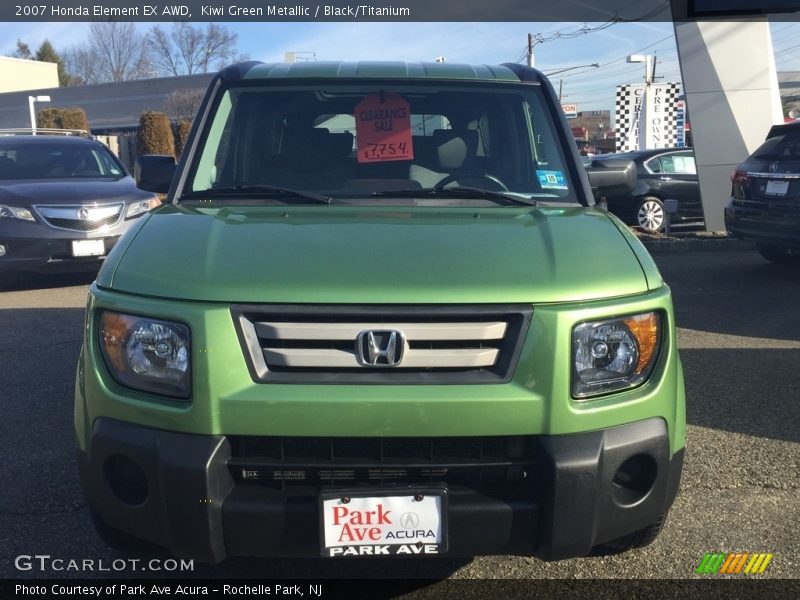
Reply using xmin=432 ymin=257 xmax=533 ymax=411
xmin=179 ymin=184 xmax=332 ymax=205
xmin=368 ymin=187 xmax=539 ymax=207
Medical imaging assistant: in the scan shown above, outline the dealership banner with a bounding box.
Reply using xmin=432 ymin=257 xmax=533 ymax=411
xmin=615 ymin=83 xmax=681 ymax=152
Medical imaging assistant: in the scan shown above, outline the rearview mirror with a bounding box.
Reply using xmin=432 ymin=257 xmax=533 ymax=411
xmin=135 ymin=155 xmax=176 ymax=194
xmin=585 ymin=159 xmax=636 ymax=198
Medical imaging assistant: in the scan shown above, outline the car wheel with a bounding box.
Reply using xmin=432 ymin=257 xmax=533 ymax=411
xmin=756 ymin=243 xmax=800 ymax=266
xmin=90 ymin=509 xmax=159 ymax=553
xmin=592 ymin=513 xmax=668 ymax=555
xmin=636 ymin=197 xmax=666 ymax=233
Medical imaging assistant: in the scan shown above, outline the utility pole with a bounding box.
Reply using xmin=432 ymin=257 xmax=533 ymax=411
xmin=527 ymin=33 xmax=534 ymax=67
xmin=558 ymin=80 xmax=563 ymax=101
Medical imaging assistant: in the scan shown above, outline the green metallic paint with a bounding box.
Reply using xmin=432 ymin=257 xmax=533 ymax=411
xmin=603 ymin=211 xmax=665 ymax=291
xmin=94 ymin=212 xmax=152 ymax=290
xmin=77 ymin=282 xmax=683 ymax=457
xmin=105 ymin=206 xmax=652 ymax=304
xmin=242 ymin=62 xmax=521 ymax=82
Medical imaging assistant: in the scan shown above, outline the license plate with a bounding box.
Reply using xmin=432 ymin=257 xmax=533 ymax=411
xmin=765 ymin=180 xmax=789 ymax=196
xmin=71 ymin=239 xmax=106 ymax=257
xmin=320 ymin=489 xmax=447 ymax=557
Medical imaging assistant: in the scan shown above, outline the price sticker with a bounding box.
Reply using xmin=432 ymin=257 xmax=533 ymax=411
xmin=354 ymin=93 xmax=414 ymax=163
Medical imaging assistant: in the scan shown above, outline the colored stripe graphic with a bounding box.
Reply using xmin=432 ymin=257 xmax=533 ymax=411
xmin=697 ymin=552 xmax=773 ymax=575
xmin=719 ymin=553 xmax=736 ymax=573
xmin=733 ymin=553 xmax=749 ymax=574
xmin=758 ymin=554 xmax=774 ymax=573
xmin=697 ymin=553 xmax=725 ymax=574
xmin=744 ymin=553 xmax=774 ymax=574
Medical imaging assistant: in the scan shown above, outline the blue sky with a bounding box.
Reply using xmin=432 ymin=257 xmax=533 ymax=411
xmin=1 ymin=20 xmax=799 ymax=113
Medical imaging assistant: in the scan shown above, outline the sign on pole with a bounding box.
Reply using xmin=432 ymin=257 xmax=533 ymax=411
xmin=561 ymin=104 xmax=578 ymax=118
xmin=615 ymin=83 xmax=681 ymax=151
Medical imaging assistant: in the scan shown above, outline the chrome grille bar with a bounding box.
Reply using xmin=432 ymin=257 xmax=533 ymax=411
xmin=264 ymin=347 xmax=500 ymax=368
xmin=256 ymin=321 xmax=507 ymax=341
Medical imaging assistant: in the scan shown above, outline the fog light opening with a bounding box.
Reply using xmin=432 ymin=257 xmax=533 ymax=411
xmin=0 ymin=243 xmax=6 ymax=257
xmin=104 ymin=454 xmax=149 ymax=506
xmin=612 ymin=454 xmax=657 ymax=506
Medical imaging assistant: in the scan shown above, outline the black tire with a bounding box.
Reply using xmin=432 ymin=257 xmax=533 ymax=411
xmin=592 ymin=513 xmax=668 ymax=556
xmin=90 ymin=509 xmax=159 ymax=554
xmin=635 ymin=196 xmax=666 ymax=233
xmin=756 ymin=243 xmax=800 ymax=266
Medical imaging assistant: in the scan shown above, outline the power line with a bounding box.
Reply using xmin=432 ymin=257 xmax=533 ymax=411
xmin=514 ymin=1 xmax=672 ymax=65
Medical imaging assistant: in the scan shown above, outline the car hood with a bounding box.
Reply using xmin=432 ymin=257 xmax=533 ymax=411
xmin=104 ymin=204 xmax=658 ymax=303
xmin=0 ymin=177 xmax=150 ymax=204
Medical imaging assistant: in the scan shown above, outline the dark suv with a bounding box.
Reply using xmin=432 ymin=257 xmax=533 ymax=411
xmin=0 ymin=131 xmax=160 ymax=273
xmin=725 ymin=121 xmax=800 ymax=265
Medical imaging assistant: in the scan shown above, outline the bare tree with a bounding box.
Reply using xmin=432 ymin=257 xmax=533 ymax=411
xmin=149 ymin=25 xmax=182 ymax=77
xmin=88 ymin=22 xmax=152 ymax=82
xmin=61 ymin=45 xmax=97 ymax=85
xmin=163 ymin=88 xmax=206 ymax=123
xmin=149 ymin=23 xmax=243 ymax=76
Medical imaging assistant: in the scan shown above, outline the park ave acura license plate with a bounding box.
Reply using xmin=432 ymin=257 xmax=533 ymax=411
xmin=320 ymin=489 xmax=447 ymax=557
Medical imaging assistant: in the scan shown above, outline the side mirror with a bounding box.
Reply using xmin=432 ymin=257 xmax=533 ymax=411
xmin=135 ymin=155 xmax=176 ymax=194
xmin=585 ymin=159 xmax=636 ymax=198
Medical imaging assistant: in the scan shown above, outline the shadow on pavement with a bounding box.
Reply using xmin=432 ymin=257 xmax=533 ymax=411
xmin=681 ymin=347 xmax=800 ymax=444
xmin=0 ymin=269 xmax=98 ymax=292
xmin=656 ymin=251 xmax=800 ymax=343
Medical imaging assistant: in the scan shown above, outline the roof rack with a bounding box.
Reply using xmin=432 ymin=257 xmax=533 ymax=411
xmin=0 ymin=128 xmax=93 ymax=138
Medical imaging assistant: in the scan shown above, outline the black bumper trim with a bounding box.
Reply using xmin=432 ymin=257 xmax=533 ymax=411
xmin=77 ymin=417 xmax=683 ymax=563
xmin=78 ymin=418 xmax=233 ymax=563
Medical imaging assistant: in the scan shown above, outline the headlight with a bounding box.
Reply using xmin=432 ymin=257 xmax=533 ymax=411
xmin=0 ymin=205 xmax=35 ymax=221
xmin=572 ymin=312 xmax=661 ymax=399
xmin=125 ymin=197 xmax=161 ymax=219
xmin=98 ymin=311 xmax=191 ymax=399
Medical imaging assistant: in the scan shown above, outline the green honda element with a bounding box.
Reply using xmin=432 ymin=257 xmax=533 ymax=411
xmin=75 ymin=61 xmax=685 ymax=562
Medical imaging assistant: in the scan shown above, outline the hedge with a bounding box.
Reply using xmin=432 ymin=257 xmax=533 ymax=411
xmin=173 ymin=120 xmax=192 ymax=159
xmin=37 ymin=107 xmax=90 ymax=132
xmin=137 ymin=111 xmax=175 ymax=157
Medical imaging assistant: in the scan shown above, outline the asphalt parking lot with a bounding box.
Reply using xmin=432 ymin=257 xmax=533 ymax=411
xmin=0 ymin=249 xmax=798 ymax=587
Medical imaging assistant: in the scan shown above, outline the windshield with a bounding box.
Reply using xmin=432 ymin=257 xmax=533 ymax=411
xmin=0 ymin=141 xmax=126 ymax=180
xmin=186 ymin=81 xmax=578 ymax=205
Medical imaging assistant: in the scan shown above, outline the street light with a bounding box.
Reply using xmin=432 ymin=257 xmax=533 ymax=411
xmin=626 ymin=54 xmax=654 ymax=84
xmin=28 ymin=95 xmax=51 ymax=135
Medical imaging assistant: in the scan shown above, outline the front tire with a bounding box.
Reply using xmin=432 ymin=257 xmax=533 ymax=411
xmin=635 ymin=196 xmax=666 ymax=233
xmin=756 ymin=243 xmax=800 ymax=266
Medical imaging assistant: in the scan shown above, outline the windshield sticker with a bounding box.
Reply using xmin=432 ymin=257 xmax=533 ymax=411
xmin=536 ymin=170 xmax=567 ymax=189
xmin=355 ymin=93 xmax=414 ymax=163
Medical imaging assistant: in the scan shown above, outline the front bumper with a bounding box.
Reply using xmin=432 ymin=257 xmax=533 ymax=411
xmin=78 ymin=417 xmax=683 ymax=563
xmin=0 ymin=216 xmax=141 ymax=271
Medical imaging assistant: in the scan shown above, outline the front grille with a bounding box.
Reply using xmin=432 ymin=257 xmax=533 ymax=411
xmin=34 ymin=203 xmax=123 ymax=232
xmin=43 ymin=214 xmax=119 ymax=231
xmin=228 ymin=436 xmax=536 ymax=494
xmin=232 ymin=304 xmax=532 ymax=384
